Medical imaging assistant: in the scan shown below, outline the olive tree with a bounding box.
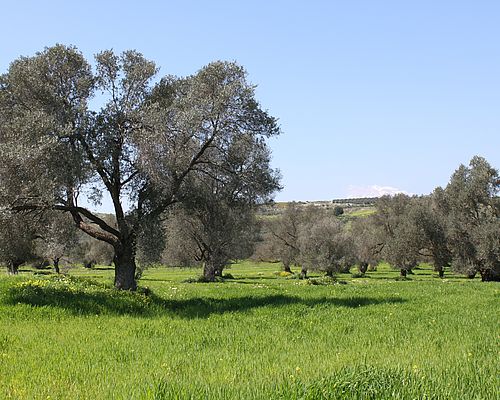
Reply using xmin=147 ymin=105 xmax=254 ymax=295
xmin=298 ymin=216 xmax=355 ymax=277
xmin=0 ymin=45 xmax=280 ymax=290
xmin=374 ymin=194 xmax=423 ymax=277
xmin=438 ymin=156 xmax=500 ymax=281
xmin=162 ymin=132 xmax=270 ymax=281
xmin=164 ymin=203 xmax=258 ymax=281
xmin=0 ymin=210 xmax=38 ymax=274
xmin=411 ymin=195 xmax=452 ymax=278
xmin=265 ymin=203 xmax=325 ymax=276
xmin=267 ymin=203 xmax=304 ymax=273
xmin=36 ymin=212 xmax=79 ymax=273
xmin=350 ymin=215 xmax=383 ymax=273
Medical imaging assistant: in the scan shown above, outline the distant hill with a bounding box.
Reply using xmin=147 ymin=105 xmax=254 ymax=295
xmin=257 ymin=198 xmax=377 ymax=217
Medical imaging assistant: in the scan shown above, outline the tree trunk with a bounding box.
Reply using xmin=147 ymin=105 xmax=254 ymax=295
xmin=7 ymin=260 xmax=21 ymax=275
xmin=283 ymin=263 xmax=292 ymax=273
xmin=340 ymin=265 xmax=351 ymax=274
xmin=479 ymin=268 xmax=500 ymax=282
xmin=300 ymin=265 xmax=308 ymax=279
xmin=436 ymin=266 xmax=444 ymax=278
xmin=53 ymin=257 xmax=60 ymax=274
xmin=203 ymin=262 xmax=217 ymax=282
xmin=325 ymin=269 xmax=334 ymax=277
xmin=400 ymin=268 xmax=407 ymax=277
xmin=113 ymin=241 xmax=137 ymax=290
xmin=359 ymin=262 xmax=368 ymax=274
xmin=467 ymin=270 xmax=477 ymax=279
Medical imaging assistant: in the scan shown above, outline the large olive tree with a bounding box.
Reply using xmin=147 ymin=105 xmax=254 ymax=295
xmin=438 ymin=156 xmax=500 ymax=281
xmin=0 ymin=45 xmax=280 ymax=289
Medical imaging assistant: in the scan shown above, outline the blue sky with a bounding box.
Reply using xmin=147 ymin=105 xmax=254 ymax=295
xmin=2 ymin=0 xmax=499 ymax=204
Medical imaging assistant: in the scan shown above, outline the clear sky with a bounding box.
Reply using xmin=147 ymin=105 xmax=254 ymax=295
xmin=2 ymin=0 xmax=499 ymax=204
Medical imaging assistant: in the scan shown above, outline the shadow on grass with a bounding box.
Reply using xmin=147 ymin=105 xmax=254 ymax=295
xmin=160 ymin=295 xmax=406 ymax=319
xmin=229 ymin=276 xmax=279 ymax=281
xmin=5 ymin=282 xmax=405 ymax=318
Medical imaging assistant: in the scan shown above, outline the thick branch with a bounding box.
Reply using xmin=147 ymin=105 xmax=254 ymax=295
xmin=12 ymin=203 xmax=121 ymax=243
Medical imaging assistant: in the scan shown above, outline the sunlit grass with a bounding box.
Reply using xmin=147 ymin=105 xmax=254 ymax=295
xmin=0 ymin=262 xmax=498 ymax=399
xmin=346 ymin=207 xmax=376 ymax=217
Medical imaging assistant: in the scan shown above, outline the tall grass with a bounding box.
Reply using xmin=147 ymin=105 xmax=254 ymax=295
xmin=0 ymin=263 xmax=498 ymax=399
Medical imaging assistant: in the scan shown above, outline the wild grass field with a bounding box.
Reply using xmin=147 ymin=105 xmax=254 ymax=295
xmin=0 ymin=262 xmax=498 ymax=399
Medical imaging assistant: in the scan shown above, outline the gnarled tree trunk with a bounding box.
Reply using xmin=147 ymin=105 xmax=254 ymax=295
xmin=479 ymin=268 xmax=500 ymax=282
xmin=113 ymin=238 xmax=137 ymax=290
xmin=203 ymin=261 xmax=217 ymax=282
xmin=283 ymin=262 xmax=292 ymax=273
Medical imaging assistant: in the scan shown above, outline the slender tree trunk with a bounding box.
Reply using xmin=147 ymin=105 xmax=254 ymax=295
xmin=300 ymin=265 xmax=308 ymax=279
xmin=325 ymin=269 xmax=334 ymax=277
xmin=7 ymin=260 xmax=21 ymax=275
xmin=436 ymin=266 xmax=444 ymax=278
xmin=53 ymin=257 xmax=60 ymax=274
xmin=400 ymin=268 xmax=407 ymax=277
xmin=113 ymin=239 xmax=137 ymax=290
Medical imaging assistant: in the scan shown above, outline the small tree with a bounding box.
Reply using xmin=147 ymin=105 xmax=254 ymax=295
xmin=411 ymin=195 xmax=452 ymax=278
xmin=0 ymin=210 xmax=37 ymax=274
xmin=333 ymin=205 xmax=344 ymax=216
xmin=350 ymin=215 xmax=383 ymax=274
xmin=163 ymin=180 xmax=261 ymax=281
xmin=37 ymin=212 xmax=79 ymax=273
xmin=266 ymin=203 xmax=323 ymax=276
xmin=374 ymin=194 xmax=422 ymax=277
xmin=267 ymin=203 xmax=303 ymax=273
xmin=298 ymin=216 xmax=355 ymax=277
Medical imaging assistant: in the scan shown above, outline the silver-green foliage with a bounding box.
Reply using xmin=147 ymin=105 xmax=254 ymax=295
xmin=0 ymin=45 xmax=280 ymax=289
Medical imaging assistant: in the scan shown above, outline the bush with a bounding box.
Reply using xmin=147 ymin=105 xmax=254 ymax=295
xmin=306 ymin=276 xmax=347 ymax=285
xmin=182 ymin=275 xmax=225 ymax=283
xmin=333 ymin=206 xmax=344 ymax=216
xmin=274 ymin=271 xmax=294 ymax=277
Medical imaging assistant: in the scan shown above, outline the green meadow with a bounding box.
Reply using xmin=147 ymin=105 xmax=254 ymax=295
xmin=0 ymin=262 xmax=498 ymax=399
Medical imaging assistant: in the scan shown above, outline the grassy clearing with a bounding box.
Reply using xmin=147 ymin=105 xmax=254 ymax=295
xmin=0 ymin=262 xmax=498 ymax=399
xmin=346 ymin=207 xmax=376 ymax=218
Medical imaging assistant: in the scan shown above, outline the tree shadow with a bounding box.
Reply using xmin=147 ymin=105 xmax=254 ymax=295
xmin=156 ymin=295 xmax=405 ymax=319
xmin=229 ymin=276 xmax=278 ymax=281
xmin=5 ymin=283 xmax=405 ymax=319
